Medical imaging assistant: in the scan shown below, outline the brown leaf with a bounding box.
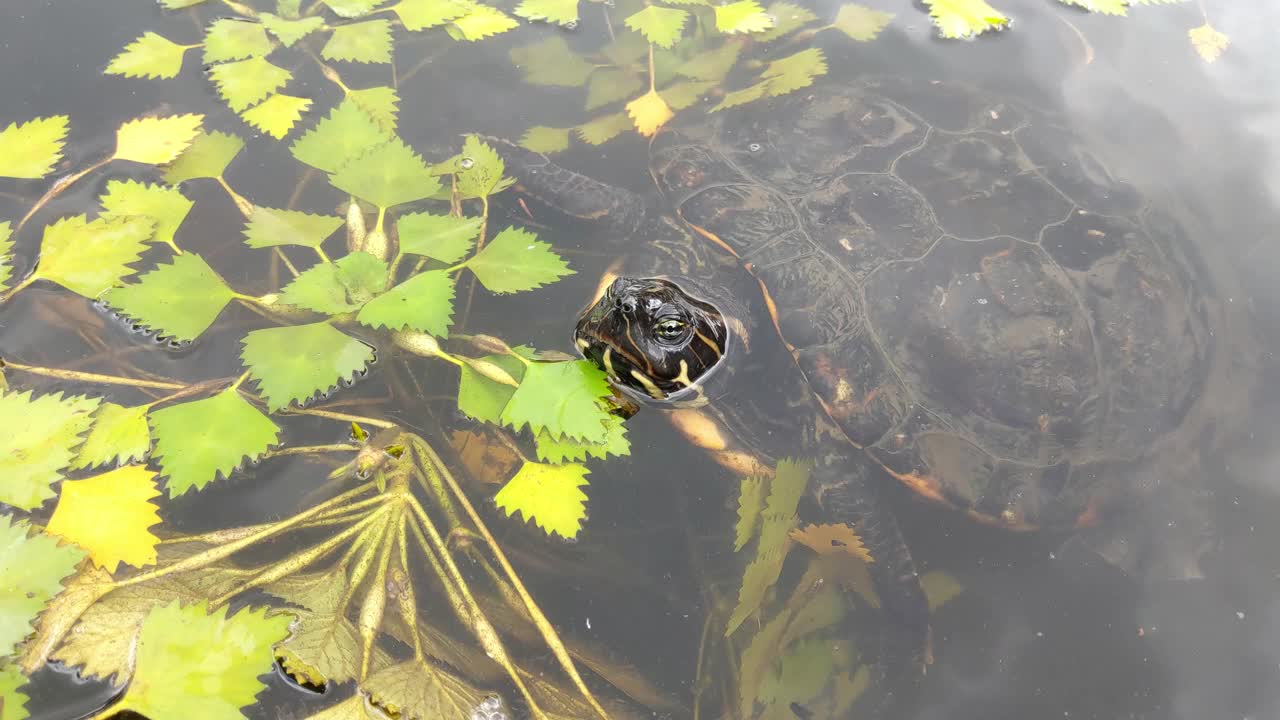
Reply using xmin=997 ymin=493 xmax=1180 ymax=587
xmin=789 ymin=523 xmax=873 ymax=563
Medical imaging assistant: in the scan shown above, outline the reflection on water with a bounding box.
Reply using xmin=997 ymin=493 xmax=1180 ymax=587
xmin=3 ymin=0 xmax=1280 ymax=718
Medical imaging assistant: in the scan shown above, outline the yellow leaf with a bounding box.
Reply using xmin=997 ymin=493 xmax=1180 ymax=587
xmin=625 ymin=89 xmax=674 ymax=137
xmin=449 ymin=5 xmax=518 ymax=41
xmin=715 ymin=0 xmax=775 ymax=33
xmin=113 ymin=114 xmax=205 ymax=165
xmin=924 ymin=0 xmax=1010 ymax=39
xmin=241 ymin=93 xmax=313 ymax=139
xmin=493 ymin=461 xmax=590 ymax=539
xmin=789 ymin=522 xmax=873 ymax=563
xmin=46 ymin=465 xmax=162 ymax=572
xmin=1188 ymin=22 xmax=1229 ymax=63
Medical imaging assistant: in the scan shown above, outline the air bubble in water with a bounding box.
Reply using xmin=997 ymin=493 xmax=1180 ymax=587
xmin=564 ymin=19 xmax=578 ymax=29
xmin=748 ymin=142 xmax=762 ymax=152
xmin=460 ymin=157 xmax=475 ymax=169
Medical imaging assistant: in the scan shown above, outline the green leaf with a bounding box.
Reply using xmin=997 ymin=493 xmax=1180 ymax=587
xmin=261 ymin=13 xmax=325 ymax=46
xmin=244 ymin=207 xmax=343 ymax=249
xmin=449 ymin=135 xmax=508 ymax=199
xmin=457 ymin=353 xmax=524 ymax=423
xmin=278 ymin=251 xmax=387 ymax=314
xmin=102 ymin=253 xmax=236 ymax=342
xmin=624 ymin=5 xmax=689 ymax=48
xmin=509 ymin=36 xmax=594 ymax=87
xmin=576 ymin=112 xmax=631 ymax=145
xmin=448 ymin=6 xmax=518 ymax=41
xmin=396 ymin=213 xmax=481 ymax=262
xmin=0 ymin=665 xmax=29 ymax=720
xmin=832 ymin=4 xmax=894 ymax=40
xmin=1058 ymin=0 xmax=1128 ymax=14
xmin=734 ymin=476 xmax=767 ymax=551
xmin=586 ymin=69 xmax=645 ymax=111
xmin=347 ymin=86 xmax=400 ymax=131
xmin=393 ymin=0 xmax=473 ymax=30
xmin=0 ymin=222 xmax=13 ymax=291
xmin=0 ymin=116 xmax=68 ymax=179
xmin=149 ymin=388 xmax=282 ymax=495
xmin=759 ymin=46 xmax=827 ymax=96
xmin=113 ymin=114 xmax=204 ymax=165
xmin=109 ymin=601 xmax=292 ymax=720
xmin=758 ymin=637 xmax=834 ymax=710
xmin=677 ymin=41 xmax=742 ymax=81
xmin=726 ymin=552 xmax=786 ymax=635
xmin=715 ymin=0 xmax=775 ymax=33
xmin=0 ymin=390 xmax=100 ymax=510
xmin=209 ymin=57 xmax=292 ymax=112
xmin=467 ymin=226 xmax=573 ymax=294
xmin=35 ymin=215 xmax=152 ymax=298
xmin=501 ymin=360 xmax=612 ymax=442
xmin=0 ymin=516 xmax=85 ymax=657
xmin=164 ymin=130 xmax=244 ymax=183
xmin=494 ymin=461 xmax=590 ymax=539
xmin=711 ymin=83 xmax=766 ymax=112
xmin=241 ymin=322 xmax=376 ymax=411
xmin=921 ymin=569 xmax=964 ymax=610
xmin=99 ymin=180 xmax=193 ymax=251
xmin=514 ymin=0 xmax=579 ymax=26
xmin=107 ymin=32 xmax=192 ymax=79
xmin=756 ymin=1 xmax=818 ymax=41
xmin=356 ymin=269 xmax=455 ymax=336
xmin=520 ymin=126 xmax=572 ymax=153
xmin=327 ymin=0 xmax=388 ymax=16
xmin=534 ymin=413 xmax=629 ymax=463
xmin=204 ymin=19 xmax=274 ymax=63
xmin=924 ymin=0 xmax=1010 ymax=38
xmin=329 ymin=139 xmax=441 ymax=209
xmin=241 ymin=93 xmax=312 ymax=139
xmin=291 ymin=98 xmax=391 ymax=173
xmin=323 ymin=19 xmax=393 ymax=63
xmin=71 ymin=402 xmax=152 ymax=470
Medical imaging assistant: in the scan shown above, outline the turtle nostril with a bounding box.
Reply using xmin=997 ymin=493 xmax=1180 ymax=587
xmin=618 ymin=297 xmax=638 ymax=314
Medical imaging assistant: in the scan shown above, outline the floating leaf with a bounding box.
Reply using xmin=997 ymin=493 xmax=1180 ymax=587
xmin=164 ymin=130 xmax=244 ymax=183
xmin=0 ymin=390 xmax=99 ymax=510
xmin=0 ymin=666 xmax=28 ymax=720
xmin=241 ymin=93 xmax=312 ymax=139
xmin=0 ymin=116 xmax=68 ymax=179
xmin=105 ymin=601 xmax=292 ymax=720
xmin=1189 ymin=22 xmax=1229 ymax=63
xmin=326 ymin=0 xmax=388 ymax=17
xmin=494 ymin=461 xmax=590 ymax=539
xmin=510 ymin=36 xmax=595 ymax=87
xmin=261 ymin=13 xmax=325 ymax=45
xmin=393 ymin=0 xmax=473 ymax=30
xmin=0 ymin=222 xmax=13 ymax=291
xmin=467 ymin=226 xmax=573 ymax=293
xmin=102 ymin=253 xmax=236 ymax=342
xmin=347 ymin=86 xmax=400 ymax=130
xmin=46 ymin=466 xmax=162 ymax=572
xmin=71 ymin=402 xmax=152 ymax=470
xmin=366 ymin=659 xmax=490 ymax=719
xmin=790 ymin=523 xmax=873 ymax=563
xmin=520 ymin=126 xmax=572 ymax=153
xmin=99 ymin=179 xmax=193 ymax=251
xmin=0 ymin=516 xmax=85 ymax=657
xmin=396 ymin=213 xmax=481 ymax=262
xmin=323 ymin=19 xmax=393 ymax=63
xmin=107 ymin=32 xmax=192 ymax=79
xmin=757 ymin=2 xmax=818 ymax=41
xmin=715 ymin=0 xmax=775 ymax=33
xmin=291 ymin=99 xmax=391 ymax=173
xmin=626 ymin=88 xmax=675 ymax=137
xmin=35 ymin=215 xmax=152 ymax=298
xmin=330 ymin=139 xmax=441 ymax=208
xmin=457 ymin=354 xmax=524 ymax=424
xmin=278 ymin=251 xmax=387 ymax=314
xmin=924 ymin=0 xmax=1009 ymax=39
xmin=501 ymin=360 xmax=612 ymax=442
xmin=448 ymin=6 xmax=518 ymax=41
xmin=586 ymin=69 xmax=645 ymax=111
xmin=149 ymin=388 xmax=282 ymax=495
xmin=1058 ymin=0 xmax=1128 ymax=14
xmin=677 ymin=41 xmax=742 ymax=82
xmin=534 ymin=413 xmax=630 ymax=463
xmin=244 ymin=207 xmax=344 ymax=249
xmin=576 ymin=113 xmax=631 ymax=145
xmin=450 ymin=135 xmax=509 ymax=199
xmin=210 ymin=57 xmax=292 ymax=112
xmin=356 ymin=269 xmax=454 ymax=336
xmin=241 ymin=322 xmax=376 ymax=411
xmin=204 ymin=19 xmax=274 ymax=63
xmin=514 ymin=0 xmax=578 ymax=25
xmin=624 ymin=6 xmax=689 ymax=48
xmin=114 ymin=114 xmax=204 ymax=165
xmin=735 ymin=476 xmax=767 ymax=551
xmin=832 ymin=4 xmax=894 ymax=40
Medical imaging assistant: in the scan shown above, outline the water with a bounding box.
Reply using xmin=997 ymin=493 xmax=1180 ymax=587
xmin=3 ymin=1 xmax=1280 ymax=719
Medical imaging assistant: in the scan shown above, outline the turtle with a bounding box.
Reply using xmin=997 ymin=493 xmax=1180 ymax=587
xmin=485 ymin=75 xmax=1247 ymax=715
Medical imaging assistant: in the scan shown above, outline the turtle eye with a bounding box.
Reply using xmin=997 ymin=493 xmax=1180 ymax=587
xmin=654 ymin=318 xmax=686 ymax=342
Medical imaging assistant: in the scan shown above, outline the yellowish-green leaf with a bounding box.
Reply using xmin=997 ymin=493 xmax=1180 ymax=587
xmin=365 ymin=659 xmax=490 ymax=719
xmin=278 ymin=251 xmax=387 ymax=314
xmin=0 ymin=666 xmax=28 ymax=720
xmin=447 ymin=134 xmax=509 ymax=199
xmin=303 ymin=696 xmax=386 ymax=720
xmin=600 ymin=29 xmax=650 ymax=65
xmin=323 ymin=19 xmax=393 ymax=63
xmin=448 ymin=6 xmax=518 ymax=41
xmin=99 ymin=179 xmax=193 ymax=251
xmin=586 ymin=69 xmax=645 ymax=111
xmin=501 ymin=360 xmax=611 ymax=442
xmin=924 ymin=0 xmax=1010 ymax=39
xmin=781 ymin=585 xmax=845 ymax=647
xmin=396 ymin=212 xmax=481 ymax=262
xmin=1058 ymin=0 xmax=1128 ymax=14
xmin=514 ymin=0 xmax=579 ymax=26
xmin=241 ymin=93 xmax=312 ymax=139
xmin=241 ymin=322 xmax=376 ymax=411
xmin=510 ymin=36 xmax=595 ymax=87
xmin=35 ymin=215 xmax=152 ymax=298
xmin=1189 ymin=22 xmax=1229 ymax=63
xmin=393 ymin=0 xmax=473 ymax=30
xmin=832 ymin=4 xmax=894 ymax=40
xmin=757 ymin=1 xmax=818 ymax=41
xmin=107 ymin=32 xmax=193 ymax=79
xmin=0 ymin=516 xmax=86 ymax=657
xmin=347 ymin=86 xmax=400 ymax=131
xmin=160 ymin=0 xmax=208 ymax=7
xmin=760 ymin=47 xmax=827 ymax=96
xmin=758 ymin=458 xmax=811 ymax=552
xmin=735 ymin=476 xmax=767 ymax=551
xmin=164 ymin=130 xmax=244 ymax=183
xmin=757 ymin=637 xmax=834 ymax=711
xmin=520 ymin=126 xmax=572 ymax=153
xmin=0 ymin=390 xmax=99 ymax=510
xmin=661 ymin=80 xmax=714 ymax=110
xmin=210 ymin=57 xmax=292 ymax=112
xmin=494 ymin=461 xmax=590 ymax=539
xmin=726 ymin=551 xmax=787 ymax=635
xmin=534 ymin=412 xmax=630 ymax=463
xmin=102 ymin=253 xmax=236 ymax=342
xmin=107 ymin=601 xmax=293 ymax=720
xmin=46 ymin=465 xmax=162 ymax=572
xmin=113 ymin=114 xmax=204 ymax=164
xmin=244 ymin=206 xmax=344 ymax=249
xmin=677 ymin=40 xmax=743 ymax=81
xmin=624 ymin=5 xmax=688 ymax=47
xmin=149 ymin=388 xmax=282 ymax=495
xmin=330 ymin=139 xmax=441 ymax=208
xmin=71 ymin=402 xmax=152 ymax=470
xmin=204 ymin=18 xmax=274 ymax=63
xmin=789 ymin=522 xmax=872 ymax=562
xmin=291 ymin=98 xmax=392 ymax=173
xmin=261 ymin=13 xmax=325 ymax=46
xmin=626 ymin=88 xmax=675 ymax=137
xmin=715 ymin=0 xmax=775 ymax=33
xmin=457 ymin=353 xmax=525 ymax=424
xmin=326 ymin=0 xmax=388 ymax=17
xmin=576 ymin=112 xmax=632 ymax=145
xmin=0 ymin=222 xmax=12 ymax=291
xmin=921 ymin=570 xmax=963 ymax=610
xmin=356 ymin=269 xmax=455 ymax=336
xmin=0 ymin=116 xmax=68 ymax=179
xmin=467 ymin=226 xmax=573 ymax=293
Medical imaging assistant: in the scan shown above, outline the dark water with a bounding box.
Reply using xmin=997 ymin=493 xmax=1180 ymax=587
xmin=3 ymin=1 xmax=1280 ymax=719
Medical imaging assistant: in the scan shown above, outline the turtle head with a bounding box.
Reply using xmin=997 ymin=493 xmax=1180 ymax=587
xmin=574 ymin=277 xmax=729 ymax=403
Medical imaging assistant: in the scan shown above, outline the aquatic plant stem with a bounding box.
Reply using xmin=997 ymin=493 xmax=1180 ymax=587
xmin=0 ymin=275 xmax=36 ymax=304
xmin=0 ymin=360 xmax=187 ymax=390
xmin=458 ymin=196 xmax=490 ymax=330
xmin=281 ymin=406 xmax=397 ymax=428
xmin=16 ymin=156 xmax=112 ymax=233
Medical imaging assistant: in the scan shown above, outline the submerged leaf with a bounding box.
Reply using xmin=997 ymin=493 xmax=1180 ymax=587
xmin=323 ymin=19 xmax=393 ymax=63
xmin=241 ymin=322 xmax=376 ymax=411
xmin=103 ymin=253 xmax=236 ymax=342
xmin=149 ymin=388 xmax=282 ymax=495
xmin=290 ymin=99 xmax=391 ymax=173
xmin=356 ymin=269 xmax=455 ymax=336
xmin=0 ymin=116 xmax=68 ymax=179
xmin=1189 ymin=22 xmax=1229 ymax=62
xmin=114 ymin=114 xmax=204 ymax=165
xmin=759 ymin=47 xmax=827 ymax=96
xmin=70 ymin=403 xmax=152 ymax=470
xmin=921 ymin=570 xmax=964 ymax=610
xmin=832 ymin=4 xmax=894 ymax=40
xmin=347 ymin=86 xmax=400 ymax=130
xmin=735 ymin=476 xmax=767 ymax=551
xmin=576 ymin=113 xmax=631 ymax=145
xmin=924 ymin=0 xmax=1010 ymax=39
xmin=677 ymin=41 xmax=742 ymax=82
xmin=278 ymin=251 xmax=387 ymax=314
xmin=715 ymin=0 xmax=775 ymax=33
xmin=46 ymin=466 xmax=162 ymax=572
xmin=330 ymin=139 xmax=441 ymax=208
xmin=35 ymin=215 xmax=152 ymax=299
xmin=520 ymin=126 xmax=572 ymax=153
xmin=501 ymin=360 xmax=612 ymax=442
xmin=99 ymin=179 xmax=193 ymax=251
xmin=789 ymin=523 xmax=872 ymax=563
xmin=0 ymin=516 xmax=85 ymax=657
xmin=726 ymin=552 xmax=787 ymax=636
xmin=660 ymin=80 xmax=714 ymax=110
xmin=261 ymin=13 xmax=325 ymax=46
xmin=626 ymin=88 xmax=675 ymax=137
xmin=365 ymin=659 xmax=490 ymax=719
xmin=514 ymin=0 xmax=579 ymax=25
xmin=467 ymin=226 xmax=573 ymax=293
xmin=0 ymin=390 xmax=99 ymax=510
xmin=210 ymin=57 xmax=292 ymax=112
xmin=107 ymin=32 xmax=192 ymax=79
xmin=393 ymin=0 xmax=473 ymax=30
xmin=164 ymin=130 xmax=244 ymax=183
xmin=534 ymin=413 xmax=630 ymax=463
xmin=449 ymin=5 xmax=518 ymax=41
xmin=396 ymin=213 xmax=481 ymax=262
xmin=0 ymin=666 xmax=29 ymax=720
xmin=510 ymin=36 xmax=594 ymax=87
xmin=244 ymin=207 xmax=343 ymax=250
xmin=203 ymin=19 xmax=274 ymax=63
xmin=241 ymin=93 xmax=312 ymax=139
xmin=624 ymin=5 xmax=689 ymax=48
xmin=494 ymin=461 xmax=590 ymax=539
xmin=0 ymin=222 xmax=13 ymax=291
xmin=756 ymin=2 xmax=818 ymax=41
xmin=586 ymin=69 xmax=645 ymax=111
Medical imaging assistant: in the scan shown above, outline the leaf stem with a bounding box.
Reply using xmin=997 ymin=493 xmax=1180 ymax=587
xmin=260 ymin=443 xmax=359 ymax=459
xmin=16 ymin=156 xmax=113 ymax=232
xmin=648 ymin=42 xmax=657 ymax=92
xmin=227 ymin=369 xmax=252 ymax=391
xmin=0 ymin=274 xmax=38 ymax=304
xmin=280 ymin=406 xmax=397 ymax=428
xmin=314 ymin=245 xmax=332 ymax=263
xmin=216 ymin=176 xmax=255 ymax=219
xmin=0 ymin=360 xmax=188 ymax=390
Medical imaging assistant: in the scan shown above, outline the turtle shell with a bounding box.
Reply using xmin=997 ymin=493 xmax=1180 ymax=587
xmin=649 ymin=77 xmax=1216 ymax=530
